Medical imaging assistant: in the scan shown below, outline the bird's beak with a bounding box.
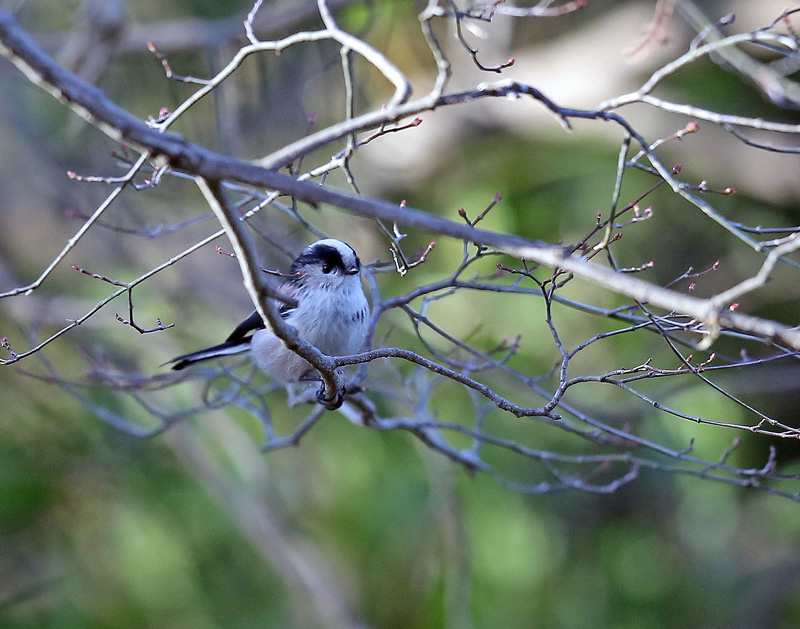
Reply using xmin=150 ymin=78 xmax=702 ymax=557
xmin=346 ymin=267 xmax=360 ymax=275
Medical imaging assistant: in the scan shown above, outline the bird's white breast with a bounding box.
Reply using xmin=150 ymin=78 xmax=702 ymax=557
xmin=250 ymin=276 xmax=369 ymax=382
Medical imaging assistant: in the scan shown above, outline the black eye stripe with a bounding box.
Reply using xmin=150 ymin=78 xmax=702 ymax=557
xmin=291 ymin=243 xmax=355 ymax=274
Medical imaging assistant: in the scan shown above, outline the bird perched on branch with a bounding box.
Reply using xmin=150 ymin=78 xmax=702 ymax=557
xmin=168 ymin=239 xmax=370 ymax=392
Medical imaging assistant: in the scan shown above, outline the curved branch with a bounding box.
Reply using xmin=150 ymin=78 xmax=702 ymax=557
xmin=334 ymin=347 xmax=557 ymax=419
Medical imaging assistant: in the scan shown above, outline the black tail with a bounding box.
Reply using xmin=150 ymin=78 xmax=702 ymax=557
xmin=168 ymin=339 xmax=251 ymax=370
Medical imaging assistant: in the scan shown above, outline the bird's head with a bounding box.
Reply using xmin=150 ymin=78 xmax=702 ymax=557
xmin=289 ymin=239 xmax=363 ymax=288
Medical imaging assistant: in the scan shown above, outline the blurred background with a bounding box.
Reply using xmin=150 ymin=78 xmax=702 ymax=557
xmin=2 ymin=0 xmax=800 ymax=627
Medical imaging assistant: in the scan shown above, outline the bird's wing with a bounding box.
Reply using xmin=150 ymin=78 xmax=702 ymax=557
xmin=225 ymin=310 xmax=265 ymax=343
xmin=225 ymin=281 xmax=300 ymax=343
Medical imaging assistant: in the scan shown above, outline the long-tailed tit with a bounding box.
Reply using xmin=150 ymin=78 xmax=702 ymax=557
xmin=168 ymin=239 xmax=370 ymax=391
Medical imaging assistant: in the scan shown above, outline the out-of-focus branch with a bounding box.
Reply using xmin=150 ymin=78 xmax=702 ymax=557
xmin=677 ymin=1 xmax=800 ymax=108
xmin=0 ymin=229 xmax=223 ymax=365
xmin=155 ymin=2 xmax=410 ymax=132
xmin=170 ymin=418 xmax=366 ymax=628
xmin=599 ymin=29 xmax=800 ymax=127
xmin=31 ymin=0 xmax=355 ymax=57
xmin=0 ymin=153 xmax=149 ymax=299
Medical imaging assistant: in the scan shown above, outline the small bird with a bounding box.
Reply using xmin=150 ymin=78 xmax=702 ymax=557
xmin=168 ymin=239 xmax=370 ymax=389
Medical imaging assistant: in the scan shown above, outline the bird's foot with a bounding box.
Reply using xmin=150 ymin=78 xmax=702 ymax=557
xmin=317 ymin=384 xmax=344 ymax=410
